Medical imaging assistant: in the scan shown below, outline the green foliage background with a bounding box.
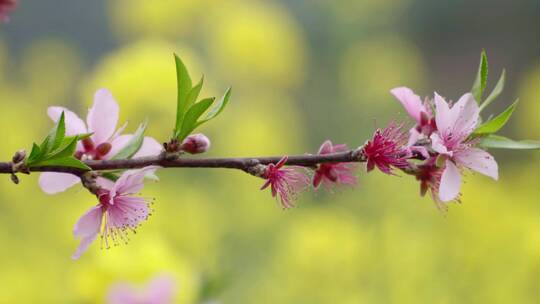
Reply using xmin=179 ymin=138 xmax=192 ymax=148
xmin=1 ymin=0 xmax=540 ymax=303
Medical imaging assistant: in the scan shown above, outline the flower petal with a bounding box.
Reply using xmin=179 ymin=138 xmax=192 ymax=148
xmin=454 ymin=148 xmax=498 ymax=180
xmin=87 ymin=88 xmax=119 ymax=145
xmin=318 ymin=140 xmax=333 ymax=155
xmin=112 ymin=166 xmax=160 ymax=196
xmin=433 ymin=92 xmax=453 ymax=136
xmin=39 ymin=172 xmax=80 ymax=194
xmin=391 ymin=87 xmax=425 ymax=123
xmin=73 ymin=206 xmax=103 ymax=238
xmin=430 ymin=133 xmax=450 ymax=156
xmin=450 ymin=93 xmax=479 ymax=139
xmin=72 ymin=235 xmax=98 ymax=260
xmin=439 ymin=160 xmax=461 ymax=202
xmin=407 ymin=128 xmax=421 ymax=146
xmin=104 ymin=134 xmax=132 ymax=160
xmin=133 ymin=137 xmax=163 ymax=158
xmin=47 ymin=106 xmax=87 ymax=136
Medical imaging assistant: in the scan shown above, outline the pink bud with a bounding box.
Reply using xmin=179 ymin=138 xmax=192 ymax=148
xmin=181 ymin=134 xmax=211 ymax=154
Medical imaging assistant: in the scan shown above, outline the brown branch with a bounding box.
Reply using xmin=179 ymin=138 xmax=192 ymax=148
xmin=0 ymin=150 xmax=367 ymax=176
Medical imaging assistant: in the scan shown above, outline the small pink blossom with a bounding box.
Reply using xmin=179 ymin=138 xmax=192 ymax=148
xmin=72 ymin=166 xmax=159 ymax=260
xmin=181 ymin=133 xmax=211 ymax=154
xmin=0 ymin=0 xmax=17 ymax=23
xmin=260 ymin=156 xmax=310 ymax=209
xmin=391 ymin=87 xmax=437 ymax=145
xmin=312 ymin=140 xmax=357 ymax=189
xmin=39 ymin=89 xmax=163 ymax=194
xmin=430 ymin=92 xmax=498 ymax=202
xmin=362 ymin=123 xmax=411 ymax=174
xmin=107 ymin=274 xmax=176 ymax=304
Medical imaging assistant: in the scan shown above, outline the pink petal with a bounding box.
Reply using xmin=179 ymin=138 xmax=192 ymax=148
xmin=429 ymin=133 xmax=450 ymax=156
xmin=433 ymin=92 xmax=453 ymax=136
xmin=72 ymin=206 xmax=103 ymax=260
xmin=96 ymin=177 xmax=116 ymax=191
xmin=407 ymin=128 xmax=421 ymax=146
xmin=133 ymin=137 xmax=163 ymax=158
xmin=439 ymin=160 xmax=461 ymax=202
xmin=112 ymin=166 xmax=160 ymax=196
xmin=73 ymin=206 xmax=103 ymax=238
xmin=39 ymin=172 xmax=80 ymax=194
xmin=454 ymin=148 xmax=498 ymax=180
xmin=104 ymin=134 xmax=132 ymax=159
xmin=318 ymin=140 xmax=333 ymax=155
xmin=87 ymin=88 xmax=119 ymax=145
xmin=449 ymin=93 xmax=479 ymax=139
xmin=391 ymin=87 xmax=425 ymax=123
xmin=106 ymin=284 xmax=139 ymax=304
xmin=47 ymin=106 xmax=87 ymax=136
xmin=144 ymin=275 xmax=176 ymax=303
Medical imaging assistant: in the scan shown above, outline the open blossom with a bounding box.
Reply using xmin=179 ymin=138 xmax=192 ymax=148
xmin=312 ymin=140 xmax=357 ymax=189
xmin=72 ymin=166 xmax=159 ymax=260
xmin=430 ymin=92 xmax=498 ymax=202
xmin=260 ymin=156 xmax=310 ymax=209
xmin=107 ymin=274 xmax=176 ymax=304
xmin=362 ymin=123 xmax=411 ymax=174
xmin=39 ymin=89 xmax=162 ymax=194
xmin=0 ymin=0 xmax=17 ymax=23
xmin=391 ymin=87 xmax=437 ymax=145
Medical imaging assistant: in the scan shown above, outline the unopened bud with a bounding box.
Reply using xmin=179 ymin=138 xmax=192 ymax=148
xmin=12 ymin=149 xmax=26 ymax=163
xmin=181 ymin=134 xmax=211 ymax=154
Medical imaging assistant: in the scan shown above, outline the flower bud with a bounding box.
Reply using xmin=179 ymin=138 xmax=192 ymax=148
xmin=96 ymin=142 xmax=112 ymax=156
xmin=181 ymin=134 xmax=211 ymax=154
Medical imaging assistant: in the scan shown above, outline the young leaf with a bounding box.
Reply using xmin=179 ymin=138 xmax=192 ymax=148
xmin=48 ymin=136 xmax=80 ymax=159
xmin=26 ymin=143 xmax=42 ymax=165
xmin=480 ymin=69 xmax=505 ymax=112
xmin=110 ymin=121 xmax=148 ymax=160
xmin=32 ymin=157 xmax=91 ymax=170
xmin=177 ymin=97 xmax=215 ymax=141
xmin=479 ymin=135 xmax=540 ymax=150
xmin=42 ymin=111 xmax=66 ymax=154
xmin=178 ymin=76 xmax=204 ymax=127
xmin=471 ymin=50 xmax=488 ymax=103
xmin=174 ymin=54 xmax=193 ymax=133
xmin=202 ymin=87 xmax=232 ymax=123
xmin=473 ymin=100 xmax=518 ymax=135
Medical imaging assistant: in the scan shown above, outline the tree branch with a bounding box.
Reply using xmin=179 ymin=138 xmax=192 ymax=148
xmin=0 ymin=150 xmax=366 ymax=176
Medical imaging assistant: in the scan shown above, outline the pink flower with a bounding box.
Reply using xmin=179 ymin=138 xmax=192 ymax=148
xmin=362 ymin=123 xmax=411 ymax=174
xmin=72 ymin=166 xmax=159 ymax=260
xmin=430 ymin=92 xmax=498 ymax=202
xmin=312 ymin=140 xmax=357 ymax=189
xmin=391 ymin=87 xmax=437 ymax=145
xmin=260 ymin=156 xmax=310 ymax=209
xmin=39 ymin=89 xmax=163 ymax=194
xmin=0 ymin=0 xmax=17 ymax=23
xmin=107 ymin=274 xmax=176 ymax=304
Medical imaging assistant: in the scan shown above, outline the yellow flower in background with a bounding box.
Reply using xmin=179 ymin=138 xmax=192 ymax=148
xmin=205 ymin=1 xmax=307 ymax=90
xmin=109 ymin=0 xmax=204 ymax=40
xmin=340 ymin=36 xmax=426 ymax=116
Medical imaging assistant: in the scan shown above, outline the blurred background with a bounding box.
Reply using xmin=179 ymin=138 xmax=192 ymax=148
xmin=1 ymin=0 xmax=540 ymax=303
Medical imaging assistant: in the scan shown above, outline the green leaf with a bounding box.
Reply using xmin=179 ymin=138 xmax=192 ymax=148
xmin=471 ymin=50 xmax=488 ymax=103
xmin=110 ymin=121 xmax=148 ymax=160
xmin=101 ymin=172 xmax=120 ymax=182
xmin=176 ymin=76 xmax=204 ymax=130
xmin=201 ymin=87 xmax=232 ymax=123
xmin=479 ymin=135 xmax=540 ymax=150
xmin=48 ymin=136 xmax=80 ymax=159
xmin=177 ymin=97 xmax=215 ymax=141
xmin=174 ymin=54 xmax=193 ymax=133
xmin=31 ymin=157 xmax=91 ymax=170
xmin=480 ymin=69 xmax=505 ymax=112
xmin=473 ymin=100 xmax=518 ymax=135
xmin=26 ymin=143 xmax=42 ymax=165
xmin=42 ymin=111 xmax=66 ymax=154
